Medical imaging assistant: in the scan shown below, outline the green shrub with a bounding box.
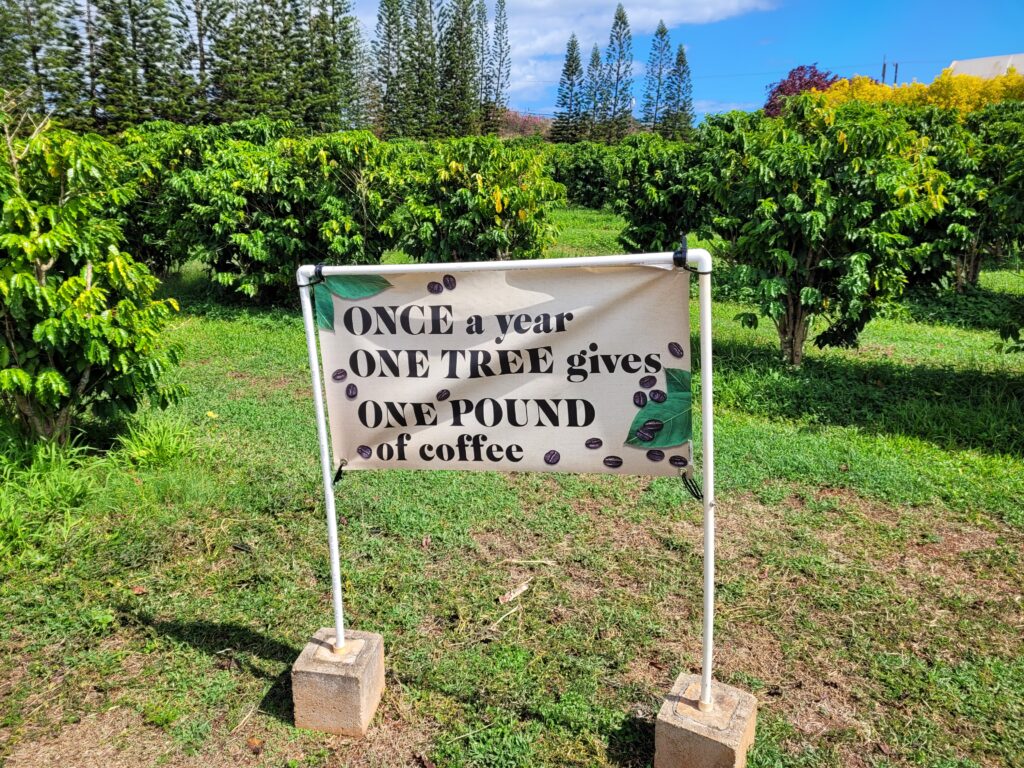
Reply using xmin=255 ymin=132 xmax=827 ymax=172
xmin=707 ymin=98 xmax=946 ymax=364
xmin=969 ymin=102 xmax=1024 ymax=259
xmin=615 ymin=99 xmax=947 ymax=364
xmin=614 ymin=131 xmax=711 ymax=252
xmin=888 ymin=104 xmax=1024 ymax=293
xmin=0 ymin=100 xmax=183 ymax=442
xmin=119 ymin=119 xmax=306 ymax=275
xmin=387 ymin=136 xmax=563 ymax=262
xmin=119 ymin=127 xmax=563 ymax=297
xmin=550 ymin=141 xmax=620 ymax=209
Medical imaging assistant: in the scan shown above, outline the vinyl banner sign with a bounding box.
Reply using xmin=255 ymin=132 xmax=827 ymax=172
xmin=314 ymin=263 xmax=692 ymax=475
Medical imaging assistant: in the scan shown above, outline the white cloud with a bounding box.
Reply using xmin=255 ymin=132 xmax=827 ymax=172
xmin=506 ymin=1 xmax=775 ymax=59
xmin=504 ymin=1 xmax=775 ymax=100
xmin=509 ymin=57 xmax=564 ymax=96
xmin=351 ymin=0 xmax=774 ymax=109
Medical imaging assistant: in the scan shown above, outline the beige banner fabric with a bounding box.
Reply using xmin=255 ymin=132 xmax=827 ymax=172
xmin=314 ymin=263 xmax=692 ymax=476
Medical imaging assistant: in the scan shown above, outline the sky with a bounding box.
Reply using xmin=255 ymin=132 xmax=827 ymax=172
xmin=354 ymin=0 xmax=1024 ymax=121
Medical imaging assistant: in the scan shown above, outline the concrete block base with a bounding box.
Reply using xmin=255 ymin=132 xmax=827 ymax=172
xmin=654 ymin=674 xmax=757 ymax=768
xmin=291 ymin=627 xmax=385 ymax=737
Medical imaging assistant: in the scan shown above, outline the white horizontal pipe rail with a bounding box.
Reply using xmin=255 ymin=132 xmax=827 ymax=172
xmin=297 ymin=250 xmax=711 ymax=280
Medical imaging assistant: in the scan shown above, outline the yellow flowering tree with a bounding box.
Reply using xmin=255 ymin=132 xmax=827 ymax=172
xmin=821 ymin=69 xmax=1024 ymax=114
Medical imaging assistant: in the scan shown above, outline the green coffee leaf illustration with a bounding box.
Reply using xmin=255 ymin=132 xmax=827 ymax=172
xmin=324 ymin=274 xmax=391 ymax=300
xmin=314 ymin=283 xmax=334 ymax=331
xmin=315 ymin=275 xmax=391 ymax=331
xmin=625 ymin=367 xmax=692 ymax=448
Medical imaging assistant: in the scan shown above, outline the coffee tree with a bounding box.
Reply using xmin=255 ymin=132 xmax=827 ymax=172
xmin=969 ymin=102 xmax=1024 ymax=258
xmin=889 ymin=106 xmax=990 ymax=290
xmin=384 ymin=136 xmax=563 ymax=262
xmin=550 ymin=141 xmax=620 ymax=209
xmin=704 ymin=97 xmax=945 ymax=365
xmin=0 ymin=96 xmax=182 ymax=442
xmin=614 ymin=131 xmax=712 ymax=253
xmin=973 ymin=102 xmax=1024 ymax=351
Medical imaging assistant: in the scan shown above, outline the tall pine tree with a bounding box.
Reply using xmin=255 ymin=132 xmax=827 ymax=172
xmin=401 ymin=0 xmax=440 ymax=137
xmin=660 ymin=43 xmax=693 ymax=139
xmin=175 ymin=0 xmax=228 ymax=120
xmin=47 ymin=0 xmax=87 ymax=126
xmin=0 ymin=0 xmax=32 ymax=96
xmin=93 ymin=0 xmax=147 ymax=128
xmin=550 ymin=33 xmax=584 ymax=143
xmin=2 ymin=0 xmax=69 ymax=113
xmin=602 ymin=3 xmax=633 ymax=141
xmin=137 ymin=0 xmax=194 ymax=122
xmin=75 ymin=0 xmax=102 ymax=126
xmin=582 ymin=43 xmax=606 ymax=140
xmin=210 ymin=0 xmax=292 ymax=123
xmin=641 ymin=20 xmax=671 ymax=132
xmin=473 ymin=0 xmax=489 ymax=117
xmin=372 ymin=0 xmax=405 ymax=137
xmin=438 ymin=0 xmax=479 ymax=136
xmin=302 ymin=0 xmax=363 ymax=130
xmin=484 ymin=0 xmax=509 ymax=132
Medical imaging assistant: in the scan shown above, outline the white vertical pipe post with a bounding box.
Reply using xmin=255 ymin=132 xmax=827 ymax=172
xmin=298 ymin=278 xmax=347 ymax=653
xmin=696 ymin=267 xmax=716 ymax=710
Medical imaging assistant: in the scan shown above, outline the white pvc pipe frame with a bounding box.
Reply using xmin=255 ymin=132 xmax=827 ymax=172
xmin=297 ymin=250 xmax=717 ymax=708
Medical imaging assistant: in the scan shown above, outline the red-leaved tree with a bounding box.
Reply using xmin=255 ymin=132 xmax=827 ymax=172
xmin=764 ymin=65 xmax=839 ymax=116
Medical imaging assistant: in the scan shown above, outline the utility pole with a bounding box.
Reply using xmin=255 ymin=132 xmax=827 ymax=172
xmin=881 ymin=54 xmax=887 ymax=83
xmin=893 ymin=62 xmax=899 ymax=84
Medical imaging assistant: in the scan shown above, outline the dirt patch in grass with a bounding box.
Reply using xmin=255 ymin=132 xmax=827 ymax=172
xmin=718 ymin=623 xmax=876 ymax=740
xmin=5 ymin=707 xmax=186 ymax=768
xmin=4 ymin=680 xmax=436 ymax=768
xmin=224 ymin=371 xmax=307 ymax=401
xmin=572 ymin=486 xmax=1022 ymax=766
xmin=328 ymin=682 xmax=438 ymax=767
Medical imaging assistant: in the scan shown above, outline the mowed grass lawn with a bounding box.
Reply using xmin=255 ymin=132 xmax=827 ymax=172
xmin=2 ymin=207 xmax=1024 ymax=768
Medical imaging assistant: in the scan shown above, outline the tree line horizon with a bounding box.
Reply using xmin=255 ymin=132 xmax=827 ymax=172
xmin=1 ymin=0 xmax=695 ymax=141
xmin=0 ymin=0 xmax=512 ymax=136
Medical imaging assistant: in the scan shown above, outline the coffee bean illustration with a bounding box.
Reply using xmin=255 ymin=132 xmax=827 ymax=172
xmin=544 ymin=450 xmax=560 ymax=466
xmin=436 ymin=388 xmax=451 ymax=401
xmin=650 ymin=389 xmax=667 ymax=403
xmin=603 ymin=455 xmax=623 ymax=468
xmin=668 ymin=341 xmax=685 ymax=358
xmin=643 ymin=419 xmax=664 ymax=433
xmin=646 ymin=449 xmax=665 ymax=462
xmin=669 ymin=455 xmax=688 ymax=468
xmin=356 ymin=445 xmax=372 ymax=459
xmin=636 ymin=427 xmax=655 ymax=442
xmin=633 ymin=391 xmax=648 ymax=407
xmin=345 ymin=383 xmax=358 ymax=399
xmin=639 ymin=375 xmax=656 ymax=389
xmin=443 ymin=274 xmax=456 ymax=290
xmin=331 ymin=368 xmax=347 ymax=382
xmin=585 ymin=437 xmax=603 ymax=449
xmin=427 ymin=281 xmax=443 ymax=294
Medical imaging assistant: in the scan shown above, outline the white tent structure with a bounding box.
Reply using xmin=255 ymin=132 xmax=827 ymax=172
xmin=949 ymin=53 xmax=1024 ymax=78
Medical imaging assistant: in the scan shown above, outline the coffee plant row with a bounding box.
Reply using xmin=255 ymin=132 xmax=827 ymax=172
xmin=549 ymin=96 xmax=1024 ymax=364
xmin=120 ymin=120 xmax=564 ymax=299
xmin=1 ymin=109 xmax=565 ymax=442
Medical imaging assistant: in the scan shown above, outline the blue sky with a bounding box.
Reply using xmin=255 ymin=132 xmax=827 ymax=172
xmin=358 ymin=0 xmax=1024 ymax=121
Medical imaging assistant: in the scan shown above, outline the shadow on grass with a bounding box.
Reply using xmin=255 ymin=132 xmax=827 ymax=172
xmin=708 ymin=337 xmax=1024 ymax=457
xmin=156 ymin=263 xmax=300 ymax=319
xmin=606 ymin=714 xmax=656 ymax=767
xmin=135 ymin=616 xmax=300 ymax=725
xmin=900 ymin=285 xmax=1024 ymax=332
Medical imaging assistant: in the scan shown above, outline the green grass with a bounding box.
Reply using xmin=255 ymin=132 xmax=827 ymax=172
xmin=545 ymin=206 xmax=626 ymax=258
xmin=1 ymin=207 xmax=1023 ymax=767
